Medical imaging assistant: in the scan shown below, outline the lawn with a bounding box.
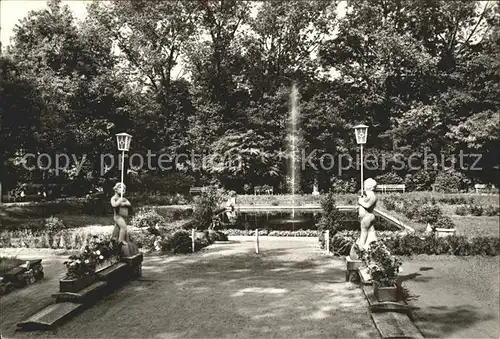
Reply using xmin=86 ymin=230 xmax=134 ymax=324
xmin=401 ymin=254 xmax=500 ymax=338
xmin=377 ymin=194 xmax=499 ymax=238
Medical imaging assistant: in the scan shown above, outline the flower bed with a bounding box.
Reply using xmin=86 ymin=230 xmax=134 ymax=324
xmin=62 ymin=236 xmax=121 ymax=281
xmin=454 ymin=204 xmax=499 ymax=216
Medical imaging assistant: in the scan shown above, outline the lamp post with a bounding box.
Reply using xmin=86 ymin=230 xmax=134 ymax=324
xmin=354 ymin=124 xmax=368 ymax=193
xmin=116 ymin=133 xmax=132 ymax=198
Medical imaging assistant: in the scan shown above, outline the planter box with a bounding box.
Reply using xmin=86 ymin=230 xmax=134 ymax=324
xmin=346 ymin=256 xmax=363 ymax=271
xmin=59 ymin=273 xmax=96 ymax=293
xmin=435 ymin=228 xmax=456 ymax=238
xmin=373 ymin=281 xmax=398 ymax=302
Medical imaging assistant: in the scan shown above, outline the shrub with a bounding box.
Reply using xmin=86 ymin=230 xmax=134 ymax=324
xmin=317 ymin=193 xmax=347 ymax=235
xmin=329 ymin=231 xmax=500 ymax=256
xmin=447 ymin=235 xmax=472 ymax=255
xmin=160 ymin=230 xmax=193 ymax=253
xmin=455 ymin=205 xmax=468 ymax=216
xmin=191 ymin=186 xmax=226 ymax=230
xmin=329 ymin=178 xmax=357 ymax=194
xmin=470 ymin=237 xmax=500 ymax=256
xmin=433 ymin=215 xmax=455 ymax=229
xmin=44 ymin=216 xmax=65 ymax=233
xmin=383 ymin=195 xmax=397 ymax=211
xmin=484 ymin=205 xmax=500 ymax=216
xmin=469 ymin=205 xmax=484 ymax=216
xmin=415 ymin=204 xmax=443 ymax=224
xmin=374 ymin=172 xmax=404 ymax=184
xmin=404 ymin=170 xmax=436 ymax=191
xmin=433 ymin=169 xmax=469 ymax=193
xmin=131 ymin=208 xmax=166 ymax=229
xmin=439 ymin=196 xmax=468 ymax=205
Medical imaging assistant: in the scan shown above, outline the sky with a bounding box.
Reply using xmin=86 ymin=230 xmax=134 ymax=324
xmin=1 ymin=1 xmax=347 ymax=51
xmin=1 ymin=0 xmax=92 ymax=49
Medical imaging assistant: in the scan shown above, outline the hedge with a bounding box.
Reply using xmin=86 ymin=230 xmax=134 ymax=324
xmin=223 ymin=229 xmax=318 ymax=237
xmin=327 ymin=230 xmax=500 ymax=256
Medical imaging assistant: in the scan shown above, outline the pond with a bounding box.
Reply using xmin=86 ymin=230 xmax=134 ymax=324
xmin=219 ymin=209 xmax=401 ymax=232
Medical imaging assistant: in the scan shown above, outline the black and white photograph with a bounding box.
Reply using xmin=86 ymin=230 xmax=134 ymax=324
xmin=0 ymin=0 xmax=499 ymax=338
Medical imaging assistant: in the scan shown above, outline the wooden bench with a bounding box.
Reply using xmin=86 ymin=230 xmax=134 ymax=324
xmin=189 ymin=187 xmax=205 ymax=195
xmin=474 ymin=184 xmax=488 ymax=194
xmin=375 ymin=184 xmax=405 ymax=193
xmin=254 ymin=186 xmax=273 ymax=195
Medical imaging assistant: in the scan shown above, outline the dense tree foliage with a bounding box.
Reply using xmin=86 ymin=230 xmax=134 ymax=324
xmin=1 ymin=0 xmax=499 ymax=195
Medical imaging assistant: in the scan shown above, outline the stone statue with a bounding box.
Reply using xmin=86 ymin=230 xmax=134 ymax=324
xmin=350 ymin=178 xmax=378 ymax=258
xmin=110 ymin=183 xmax=139 ymax=257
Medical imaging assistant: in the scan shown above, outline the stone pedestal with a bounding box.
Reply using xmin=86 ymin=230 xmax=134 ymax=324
xmin=345 ymin=256 xmax=363 ymax=283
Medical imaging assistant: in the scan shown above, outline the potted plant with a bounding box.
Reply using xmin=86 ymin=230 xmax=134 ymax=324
xmin=61 ymin=251 xmax=98 ymax=292
xmin=366 ymin=241 xmax=402 ymax=302
xmin=433 ymin=216 xmax=456 ymax=238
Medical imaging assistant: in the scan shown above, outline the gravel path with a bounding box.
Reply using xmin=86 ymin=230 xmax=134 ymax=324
xmin=1 ymin=237 xmax=377 ymax=339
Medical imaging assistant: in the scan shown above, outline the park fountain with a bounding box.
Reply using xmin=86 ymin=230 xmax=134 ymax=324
xmin=289 ymin=83 xmax=299 ymax=218
xmin=267 ymin=82 xmax=310 ymax=229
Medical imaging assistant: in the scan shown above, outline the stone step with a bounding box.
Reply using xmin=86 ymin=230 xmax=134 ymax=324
xmin=362 ymin=285 xmax=412 ymax=315
xmin=17 ymin=302 xmax=83 ymax=330
xmin=371 ymin=311 xmax=424 ymax=339
xmin=52 ymin=281 xmax=107 ymax=303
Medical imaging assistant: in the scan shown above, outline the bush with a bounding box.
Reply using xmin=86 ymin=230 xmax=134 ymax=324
xmin=383 ymin=195 xmax=397 ymax=211
xmin=404 ymin=170 xmax=436 ymax=191
xmin=374 ymin=172 xmax=404 ymax=184
xmin=44 ymin=216 xmax=65 ymax=233
xmin=160 ymin=230 xmax=193 ymax=253
xmin=415 ymin=204 xmax=443 ymax=224
xmin=433 ymin=215 xmax=455 ymax=229
xmin=317 ymin=193 xmax=348 ymax=235
xmin=455 ymin=205 xmax=468 ymax=215
xmin=329 ymin=231 xmax=500 ymax=256
xmin=224 ymin=229 xmax=318 ymax=237
xmin=131 ymin=208 xmax=166 ymax=229
xmin=469 ymin=204 xmax=484 ymax=216
xmin=484 ymin=205 xmax=500 ymax=216
xmin=470 ymin=237 xmax=500 ymax=256
xmin=439 ymin=196 xmax=468 ymax=205
xmin=329 ymin=178 xmax=357 ymax=194
xmin=191 ymin=186 xmax=226 ymax=230
xmin=433 ymin=170 xmax=469 ymax=193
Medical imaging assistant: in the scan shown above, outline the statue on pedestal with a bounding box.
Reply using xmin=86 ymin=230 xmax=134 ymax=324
xmin=312 ymin=178 xmax=320 ymax=196
xmin=350 ymin=178 xmax=378 ymax=259
xmin=110 ymin=183 xmax=139 ymax=257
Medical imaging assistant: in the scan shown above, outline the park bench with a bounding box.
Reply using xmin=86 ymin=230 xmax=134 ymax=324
xmin=375 ymin=184 xmax=405 ymax=193
xmin=189 ymin=187 xmax=205 ymax=195
xmin=474 ymin=183 xmax=488 ymax=194
xmin=254 ymin=185 xmax=273 ymax=195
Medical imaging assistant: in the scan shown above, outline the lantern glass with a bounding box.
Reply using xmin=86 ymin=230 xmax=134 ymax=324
xmin=116 ymin=133 xmax=132 ymax=151
xmin=354 ymin=124 xmax=368 ymax=145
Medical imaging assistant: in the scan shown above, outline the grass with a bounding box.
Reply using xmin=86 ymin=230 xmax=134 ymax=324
xmin=400 ymin=254 xmax=500 ymax=338
xmin=378 ymin=198 xmax=500 ymax=238
xmin=449 ymin=215 xmax=500 ymax=238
